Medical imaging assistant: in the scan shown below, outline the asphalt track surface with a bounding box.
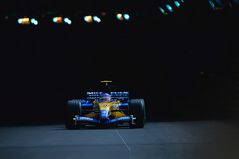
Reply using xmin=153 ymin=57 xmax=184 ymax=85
xmin=1 ymin=121 xmax=239 ymax=159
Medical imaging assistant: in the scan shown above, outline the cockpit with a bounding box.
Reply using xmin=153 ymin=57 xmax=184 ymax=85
xmin=99 ymin=93 xmax=112 ymax=102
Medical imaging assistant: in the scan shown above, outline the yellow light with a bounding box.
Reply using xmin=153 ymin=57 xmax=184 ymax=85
xmin=18 ymin=18 xmax=30 ymax=25
xmin=53 ymin=17 xmax=63 ymax=23
xmin=100 ymin=80 xmax=112 ymax=83
xmin=84 ymin=15 xmax=93 ymax=23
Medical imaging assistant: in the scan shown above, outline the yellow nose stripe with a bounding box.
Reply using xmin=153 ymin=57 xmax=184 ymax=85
xmin=99 ymin=102 xmax=112 ymax=110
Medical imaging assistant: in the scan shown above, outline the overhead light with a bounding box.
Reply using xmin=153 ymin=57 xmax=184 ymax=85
xmin=116 ymin=13 xmax=124 ymax=21
xmin=30 ymin=18 xmax=38 ymax=25
xmin=84 ymin=15 xmax=93 ymax=23
xmin=64 ymin=17 xmax=72 ymax=25
xmin=53 ymin=17 xmax=63 ymax=23
xmin=116 ymin=13 xmax=130 ymax=21
xmin=18 ymin=17 xmax=30 ymax=25
xmin=123 ymin=14 xmax=130 ymax=20
xmin=174 ymin=1 xmax=181 ymax=7
xmin=166 ymin=4 xmax=174 ymax=12
xmin=159 ymin=7 xmax=167 ymax=14
xmin=93 ymin=16 xmax=101 ymax=23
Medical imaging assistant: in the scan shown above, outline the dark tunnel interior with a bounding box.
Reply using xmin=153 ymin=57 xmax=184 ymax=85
xmin=0 ymin=0 xmax=239 ymax=125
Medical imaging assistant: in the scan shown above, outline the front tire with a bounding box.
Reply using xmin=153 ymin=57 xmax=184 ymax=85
xmin=129 ymin=99 xmax=146 ymax=128
xmin=65 ymin=99 xmax=81 ymax=129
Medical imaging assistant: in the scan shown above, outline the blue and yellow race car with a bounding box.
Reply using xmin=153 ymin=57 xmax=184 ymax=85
xmin=65 ymin=81 xmax=146 ymax=129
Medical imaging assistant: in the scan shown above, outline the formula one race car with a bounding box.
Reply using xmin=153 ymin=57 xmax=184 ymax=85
xmin=65 ymin=80 xmax=146 ymax=129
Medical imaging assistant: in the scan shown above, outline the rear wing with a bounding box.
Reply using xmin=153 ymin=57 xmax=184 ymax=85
xmin=86 ymin=91 xmax=129 ymax=101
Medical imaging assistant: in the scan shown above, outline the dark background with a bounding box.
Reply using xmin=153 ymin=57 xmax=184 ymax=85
xmin=0 ymin=1 xmax=239 ymax=124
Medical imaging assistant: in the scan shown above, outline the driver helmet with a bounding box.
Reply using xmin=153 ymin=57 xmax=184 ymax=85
xmin=101 ymin=93 xmax=111 ymax=102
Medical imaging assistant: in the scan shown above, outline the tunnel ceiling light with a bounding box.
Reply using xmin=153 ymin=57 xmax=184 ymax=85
xmin=174 ymin=1 xmax=181 ymax=7
xmin=53 ymin=17 xmax=63 ymax=23
xmin=166 ymin=4 xmax=174 ymax=12
xmin=116 ymin=13 xmax=124 ymax=21
xmin=84 ymin=15 xmax=93 ymax=23
xmin=123 ymin=14 xmax=130 ymax=20
xmin=208 ymin=0 xmax=224 ymax=10
xmin=208 ymin=0 xmax=227 ymax=10
xmin=209 ymin=0 xmax=216 ymax=10
xmin=63 ymin=17 xmax=72 ymax=25
xmin=93 ymin=16 xmax=101 ymax=23
xmin=30 ymin=18 xmax=38 ymax=25
xmin=159 ymin=7 xmax=167 ymax=15
xmin=18 ymin=17 xmax=30 ymax=25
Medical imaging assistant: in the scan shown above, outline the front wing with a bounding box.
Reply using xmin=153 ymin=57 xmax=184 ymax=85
xmin=73 ymin=115 xmax=136 ymax=125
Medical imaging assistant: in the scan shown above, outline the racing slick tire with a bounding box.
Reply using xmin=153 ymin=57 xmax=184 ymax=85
xmin=65 ymin=99 xmax=81 ymax=129
xmin=129 ymin=99 xmax=146 ymax=128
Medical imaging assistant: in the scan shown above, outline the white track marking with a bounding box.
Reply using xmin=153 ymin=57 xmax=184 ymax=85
xmin=115 ymin=129 xmax=132 ymax=159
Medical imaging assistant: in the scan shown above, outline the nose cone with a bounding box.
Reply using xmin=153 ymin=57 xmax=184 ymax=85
xmin=100 ymin=110 xmax=110 ymax=119
xmin=98 ymin=102 xmax=112 ymax=120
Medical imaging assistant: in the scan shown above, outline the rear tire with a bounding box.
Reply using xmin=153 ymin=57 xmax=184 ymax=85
xmin=129 ymin=99 xmax=146 ymax=128
xmin=65 ymin=99 xmax=81 ymax=129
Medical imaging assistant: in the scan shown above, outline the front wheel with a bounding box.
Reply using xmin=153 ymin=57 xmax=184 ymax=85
xmin=65 ymin=99 xmax=81 ymax=129
xmin=129 ymin=99 xmax=146 ymax=128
